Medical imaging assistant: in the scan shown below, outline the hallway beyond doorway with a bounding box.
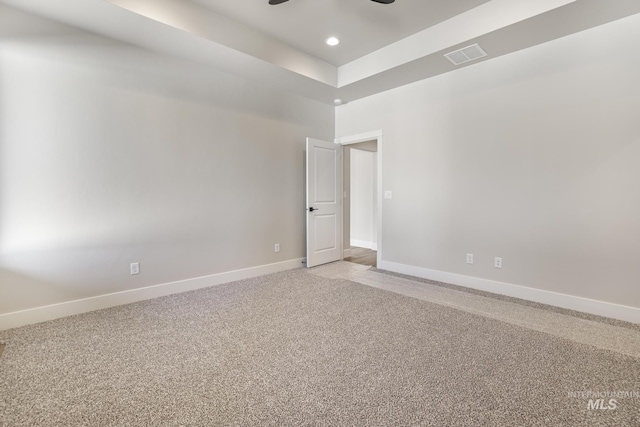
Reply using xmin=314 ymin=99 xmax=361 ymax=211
xmin=344 ymin=247 xmax=377 ymax=267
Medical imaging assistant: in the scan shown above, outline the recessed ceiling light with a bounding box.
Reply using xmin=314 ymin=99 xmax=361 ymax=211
xmin=326 ymin=37 xmax=340 ymax=46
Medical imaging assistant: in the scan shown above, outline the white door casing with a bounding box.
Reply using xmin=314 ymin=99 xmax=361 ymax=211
xmin=335 ymin=130 xmax=383 ymax=268
xmin=306 ymin=138 xmax=342 ymax=268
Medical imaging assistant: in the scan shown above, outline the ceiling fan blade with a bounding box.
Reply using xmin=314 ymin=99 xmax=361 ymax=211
xmin=269 ymin=0 xmax=290 ymax=4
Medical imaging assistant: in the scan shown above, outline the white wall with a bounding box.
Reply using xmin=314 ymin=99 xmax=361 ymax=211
xmin=350 ymin=149 xmax=376 ymax=249
xmin=342 ymin=140 xmax=378 ymax=252
xmin=336 ymin=13 xmax=640 ymax=310
xmin=0 ymin=5 xmax=333 ymax=316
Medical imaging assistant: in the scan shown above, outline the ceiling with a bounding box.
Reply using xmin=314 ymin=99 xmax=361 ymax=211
xmin=191 ymin=0 xmax=490 ymax=66
xmin=3 ymin=0 xmax=640 ymax=105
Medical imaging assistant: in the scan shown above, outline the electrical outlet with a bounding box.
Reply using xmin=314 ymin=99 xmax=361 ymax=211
xmin=494 ymin=257 xmax=502 ymax=269
xmin=384 ymin=191 xmax=393 ymax=199
xmin=466 ymin=254 xmax=474 ymax=264
xmin=130 ymin=262 xmax=140 ymax=275
xmin=274 ymin=243 xmax=280 ymax=253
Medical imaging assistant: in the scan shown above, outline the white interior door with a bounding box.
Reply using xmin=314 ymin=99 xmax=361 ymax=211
xmin=306 ymin=137 xmax=342 ymax=268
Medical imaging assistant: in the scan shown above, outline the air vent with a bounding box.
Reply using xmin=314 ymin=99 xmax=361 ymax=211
xmin=444 ymin=44 xmax=487 ymax=66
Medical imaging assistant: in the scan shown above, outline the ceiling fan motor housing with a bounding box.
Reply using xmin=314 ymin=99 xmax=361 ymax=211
xmin=269 ymin=0 xmax=394 ymax=4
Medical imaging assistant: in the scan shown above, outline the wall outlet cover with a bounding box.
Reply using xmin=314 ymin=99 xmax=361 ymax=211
xmin=130 ymin=262 xmax=140 ymax=275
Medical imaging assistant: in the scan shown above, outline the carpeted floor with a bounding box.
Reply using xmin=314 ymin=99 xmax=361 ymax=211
xmin=1 ymin=265 xmax=639 ymax=426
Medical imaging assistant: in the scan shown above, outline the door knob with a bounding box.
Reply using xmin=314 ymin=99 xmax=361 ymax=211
xmin=308 ymin=207 xmax=319 ymax=212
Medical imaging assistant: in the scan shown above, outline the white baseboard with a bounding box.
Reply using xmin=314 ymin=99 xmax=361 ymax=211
xmin=0 ymin=258 xmax=304 ymax=331
xmin=343 ymin=248 xmax=352 ymax=258
xmin=378 ymin=260 xmax=640 ymax=324
xmin=350 ymin=239 xmax=376 ymax=250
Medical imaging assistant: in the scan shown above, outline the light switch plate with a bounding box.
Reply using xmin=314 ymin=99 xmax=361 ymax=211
xmin=384 ymin=191 xmax=392 ymax=199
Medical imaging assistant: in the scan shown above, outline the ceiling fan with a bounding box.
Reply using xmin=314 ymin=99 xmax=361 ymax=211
xmin=269 ymin=0 xmax=394 ymax=4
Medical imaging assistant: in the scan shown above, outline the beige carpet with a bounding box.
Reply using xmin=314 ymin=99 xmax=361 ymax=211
xmin=307 ymin=263 xmax=640 ymax=358
xmin=1 ymin=265 xmax=639 ymax=426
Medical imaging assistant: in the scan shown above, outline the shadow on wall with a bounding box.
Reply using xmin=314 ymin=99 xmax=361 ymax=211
xmin=0 ymin=5 xmax=333 ymax=317
xmin=0 ymin=268 xmax=78 ymax=315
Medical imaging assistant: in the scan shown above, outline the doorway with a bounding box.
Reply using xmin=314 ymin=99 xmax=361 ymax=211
xmin=343 ymin=142 xmax=377 ymax=267
xmin=337 ymin=130 xmax=383 ymax=268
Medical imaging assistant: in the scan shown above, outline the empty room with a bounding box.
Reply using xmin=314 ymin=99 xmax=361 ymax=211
xmin=1 ymin=0 xmax=639 ymax=425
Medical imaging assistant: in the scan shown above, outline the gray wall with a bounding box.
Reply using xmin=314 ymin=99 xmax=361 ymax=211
xmin=0 ymin=5 xmax=334 ymax=314
xmin=336 ymin=13 xmax=640 ymax=308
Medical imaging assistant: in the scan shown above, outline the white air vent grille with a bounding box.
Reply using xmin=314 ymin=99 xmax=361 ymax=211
xmin=445 ymin=44 xmax=487 ymax=66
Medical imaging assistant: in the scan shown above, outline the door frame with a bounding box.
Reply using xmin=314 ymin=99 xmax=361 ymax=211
xmin=335 ymin=130 xmax=383 ymax=267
